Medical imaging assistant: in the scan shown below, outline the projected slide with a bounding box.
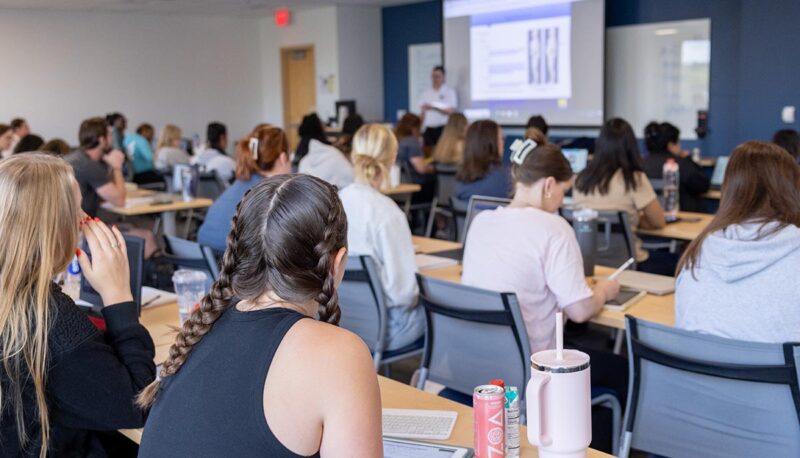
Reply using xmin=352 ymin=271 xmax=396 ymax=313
xmin=471 ymin=15 xmax=572 ymax=100
xmin=444 ymin=0 xmax=604 ymax=127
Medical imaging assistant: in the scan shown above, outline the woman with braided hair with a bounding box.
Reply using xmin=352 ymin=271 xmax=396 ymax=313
xmin=138 ymin=174 xmax=383 ymax=457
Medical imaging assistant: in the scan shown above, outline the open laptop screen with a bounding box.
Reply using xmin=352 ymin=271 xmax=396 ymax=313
xmin=711 ymin=156 xmax=729 ymax=187
xmin=562 ymin=148 xmax=589 ymax=174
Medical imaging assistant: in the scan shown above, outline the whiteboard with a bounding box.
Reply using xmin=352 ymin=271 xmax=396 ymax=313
xmin=408 ymin=43 xmax=442 ymax=115
xmin=607 ymin=19 xmax=710 ymax=140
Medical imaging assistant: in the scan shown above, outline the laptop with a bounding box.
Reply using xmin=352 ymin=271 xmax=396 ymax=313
xmin=562 ymin=148 xmax=589 ymax=174
xmin=79 ymin=234 xmax=145 ymax=314
xmin=710 ymin=156 xmax=729 ymax=190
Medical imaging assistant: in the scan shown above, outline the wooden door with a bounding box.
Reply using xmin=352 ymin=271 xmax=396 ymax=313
xmin=281 ymin=46 xmax=316 ymax=152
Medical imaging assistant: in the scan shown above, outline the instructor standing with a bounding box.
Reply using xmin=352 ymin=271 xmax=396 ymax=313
xmin=419 ymin=66 xmax=458 ymax=147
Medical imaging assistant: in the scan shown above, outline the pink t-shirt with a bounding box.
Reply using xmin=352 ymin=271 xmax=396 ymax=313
xmin=462 ymin=206 xmax=593 ymax=353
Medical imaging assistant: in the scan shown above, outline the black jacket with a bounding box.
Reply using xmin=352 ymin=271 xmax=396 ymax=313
xmin=643 ymin=152 xmax=711 ymax=213
xmin=0 ymin=284 xmax=155 ymax=457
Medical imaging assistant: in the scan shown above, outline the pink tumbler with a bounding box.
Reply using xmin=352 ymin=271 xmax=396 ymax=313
xmin=525 ymin=349 xmax=592 ymax=458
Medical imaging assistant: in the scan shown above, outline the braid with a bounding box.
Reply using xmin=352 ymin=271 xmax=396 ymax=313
xmin=137 ymin=211 xmax=243 ymax=408
xmin=314 ymin=185 xmax=344 ymax=325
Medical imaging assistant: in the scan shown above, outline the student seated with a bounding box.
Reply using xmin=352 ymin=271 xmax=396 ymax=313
xmin=395 ymin=113 xmax=436 ymax=205
xmin=462 ymin=140 xmax=620 ymax=353
xmin=573 ymin=118 xmax=666 ymax=264
xmin=0 ymin=124 xmax=13 ymax=153
xmin=191 ymin=122 xmax=235 ymax=182
xmin=526 ymin=114 xmax=549 ymax=142
xmin=772 ymin=128 xmax=800 ymax=163
xmin=124 ymin=123 xmax=160 ymax=184
xmin=0 ymin=154 xmax=155 ymax=457
xmin=154 ymin=123 xmax=191 ymax=169
xmin=643 ymin=122 xmax=710 ymax=212
xmin=41 ymin=138 xmax=71 ymax=156
xmin=138 ymin=174 xmax=382 ymax=457
xmin=198 ymin=126 xmax=292 ymax=254
xmin=455 ymin=120 xmax=511 ymax=201
xmin=66 ymin=117 xmax=160 ymax=258
xmin=12 ymin=133 xmax=44 ymax=154
xmin=338 ymin=124 xmax=425 ymax=350
xmin=432 ymin=112 xmax=468 ymax=165
xmin=675 ymin=141 xmax=800 ymax=343
xmin=296 ymin=113 xmax=354 ymax=189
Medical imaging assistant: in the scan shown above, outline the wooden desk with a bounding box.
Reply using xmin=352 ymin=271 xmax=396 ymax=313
xmin=699 ymin=157 xmax=716 ymax=168
xmin=412 ymin=236 xmax=462 ymax=254
xmin=384 ymin=183 xmax=422 ymax=215
xmin=421 ymin=264 xmax=675 ymax=331
xmin=121 ymin=375 xmax=610 ymax=456
xmin=104 ymin=195 xmax=213 ymax=237
xmin=702 ymin=189 xmax=721 ymax=200
xmin=636 ymin=211 xmax=713 ymax=241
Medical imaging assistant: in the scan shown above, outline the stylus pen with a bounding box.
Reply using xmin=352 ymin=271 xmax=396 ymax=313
xmin=609 ymin=257 xmax=635 ymax=280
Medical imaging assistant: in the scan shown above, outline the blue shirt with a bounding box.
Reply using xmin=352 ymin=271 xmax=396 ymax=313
xmin=123 ymin=133 xmax=155 ymax=174
xmin=397 ymin=137 xmax=427 ymax=185
xmin=455 ymin=165 xmax=512 ymax=201
xmin=198 ymin=175 xmax=263 ymax=253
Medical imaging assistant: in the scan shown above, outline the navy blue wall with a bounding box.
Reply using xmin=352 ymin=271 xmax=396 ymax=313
xmin=382 ymin=0 xmax=442 ymax=122
xmin=383 ymin=1 xmax=800 ymax=155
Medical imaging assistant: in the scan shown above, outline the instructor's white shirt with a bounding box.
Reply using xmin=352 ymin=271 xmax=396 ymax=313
xmin=420 ymin=84 xmax=458 ymax=129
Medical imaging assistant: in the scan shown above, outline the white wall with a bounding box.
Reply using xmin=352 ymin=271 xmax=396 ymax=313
xmin=337 ymin=6 xmax=384 ymax=122
xmin=258 ymin=7 xmax=340 ymax=126
xmin=0 ymin=9 xmax=263 ymax=145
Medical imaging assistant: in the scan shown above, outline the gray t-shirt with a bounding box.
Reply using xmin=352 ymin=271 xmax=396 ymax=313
xmin=65 ymin=150 xmax=111 ymax=216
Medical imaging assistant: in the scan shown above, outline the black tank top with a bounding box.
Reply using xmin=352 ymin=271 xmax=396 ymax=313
xmin=139 ymin=307 xmax=320 ymax=458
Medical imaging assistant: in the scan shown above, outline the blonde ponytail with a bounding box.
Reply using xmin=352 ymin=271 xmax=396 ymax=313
xmin=351 ymin=123 xmax=397 ymax=189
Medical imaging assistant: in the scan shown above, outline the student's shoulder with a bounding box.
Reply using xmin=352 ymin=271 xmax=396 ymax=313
xmin=287 ymin=318 xmax=373 ymax=370
xmin=48 ymin=284 xmax=100 ymax=354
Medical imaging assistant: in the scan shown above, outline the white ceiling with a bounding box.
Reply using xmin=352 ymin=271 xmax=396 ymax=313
xmin=0 ymin=0 xmax=423 ymax=15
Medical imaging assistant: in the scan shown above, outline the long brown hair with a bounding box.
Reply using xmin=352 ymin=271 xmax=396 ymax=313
xmin=575 ymin=118 xmax=645 ymax=195
xmin=677 ymin=141 xmax=800 ymax=274
xmin=457 ymin=120 xmax=501 ymax=182
xmin=432 ymin=113 xmax=468 ymax=164
xmin=235 ymin=126 xmax=289 ymax=181
xmin=0 ymin=154 xmax=80 ymax=457
xmin=395 ymin=113 xmax=422 ymax=140
xmin=137 ymin=174 xmax=347 ymax=408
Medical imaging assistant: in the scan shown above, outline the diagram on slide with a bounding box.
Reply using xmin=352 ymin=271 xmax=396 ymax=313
xmin=471 ymin=15 xmax=572 ymax=101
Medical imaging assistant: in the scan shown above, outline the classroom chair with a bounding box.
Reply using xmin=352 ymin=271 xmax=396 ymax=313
xmin=338 ymin=255 xmax=424 ymax=371
xmin=560 ymin=208 xmax=637 ymax=270
xmin=449 ymin=197 xmax=469 ymax=243
xmin=425 ymin=163 xmax=459 ymax=239
xmin=398 ymin=162 xmax=435 ymax=235
xmin=416 ymin=274 xmax=622 ymax=453
xmin=163 ymin=235 xmax=220 ymax=281
xmin=460 ymin=195 xmax=512 ymax=244
xmin=620 ymin=317 xmax=800 ymax=458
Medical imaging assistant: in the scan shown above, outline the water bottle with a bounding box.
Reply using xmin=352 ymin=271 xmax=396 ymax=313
xmin=692 ymin=147 xmax=701 ymax=163
xmin=663 ymin=158 xmax=680 ymax=221
xmin=63 ymin=254 xmax=82 ymax=301
xmin=572 ymin=208 xmax=598 ymax=277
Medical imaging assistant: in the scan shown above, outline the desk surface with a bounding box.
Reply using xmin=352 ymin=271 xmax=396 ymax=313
xmin=702 ymin=189 xmax=721 ymax=200
xmin=636 ymin=211 xmax=713 ymax=241
xmin=383 ymin=183 xmax=421 ymax=196
xmin=421 ymin=264 xmax=675 ymax=330
xmin=122 ymin=376 xmax=609 ymax=456
xmin=105 ymin=196 xmax=213 ymax=216
xmin=412 ymin=236 xmax=463 ymax=254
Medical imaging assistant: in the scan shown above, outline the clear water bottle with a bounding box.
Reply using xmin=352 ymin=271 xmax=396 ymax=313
xmin=63 ymin=254 xmax=82 ymax=300
xmin=663 ymin=158 xmax=680 ymax=221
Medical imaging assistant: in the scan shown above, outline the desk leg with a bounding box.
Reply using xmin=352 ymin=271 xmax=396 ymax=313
xmin=403 ymin=194 xmax=412 ymax=216
xmin=183 ymin=209 xmax=194 ymax=239
xmin=162 ymin=211 xmax=177 ymax=237
xmin=613 ymin=329 xmax=625 ymax=355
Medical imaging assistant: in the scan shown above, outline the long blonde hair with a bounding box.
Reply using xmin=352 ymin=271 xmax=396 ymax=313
xmin=433 ymin=113 xmax=468 ymax=164
xmin=156 ymin=124 xmax=182 ymax=152
xmin=0 ymin=154 xmax=80 ymax=457
xmin=351 ymin=124 xmax=398 ymax=190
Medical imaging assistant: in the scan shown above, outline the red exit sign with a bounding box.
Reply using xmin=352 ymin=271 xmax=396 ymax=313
xmin=275 ymin=8 xmax=290 ymax=28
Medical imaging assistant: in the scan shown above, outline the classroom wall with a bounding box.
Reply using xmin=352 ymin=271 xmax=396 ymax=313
xmin=337 ymin=5 xmax=385 ymax=122
xmin=0 ymin=9 xmax=263 ymax=145
xmin=382 ymin=0 xmax=442 ymax=122
xmin=384 ymin=0 xmax=800 ymax=156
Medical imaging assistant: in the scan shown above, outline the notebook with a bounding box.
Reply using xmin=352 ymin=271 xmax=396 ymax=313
xmin=615 ymin=270 xmax=675 ymax=296
xmin=415 ymin=254 xmax=459 ymax=271
xmin=383 ymin=437 xmax=473 ymax=458
xmin=604 ymin=289 xmax=647 ymax=312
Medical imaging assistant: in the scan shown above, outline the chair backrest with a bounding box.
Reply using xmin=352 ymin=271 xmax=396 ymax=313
xmin=80 ymin=234 xmax=145 ymax=313
xmin=196 ymin=170 xmax=228 ymax=200
xmin=164 ymin=235 xmax=218 ymax=279
xmin=416 ymin=274 xmax=532 ymax=397
xmin=462 ymin=195 xmax=511 ymax=244
xmin=560 ymin=208 xmax=636 ymax=268
xmin=433 ymin=163 xmax=459 ymax=208
xmin=337 ymin=256 xmax=387 ymax=364
xmin=622 ymin=317 xmax=800 ymax=458
xmin=200 ymin=245 xmax=220 ymax=280
xmin=450 ymin=197 xmax=469 ymax=243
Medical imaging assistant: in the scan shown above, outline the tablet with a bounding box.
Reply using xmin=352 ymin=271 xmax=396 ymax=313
xmin=383 ymin=437 xmax=473 ymax=458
